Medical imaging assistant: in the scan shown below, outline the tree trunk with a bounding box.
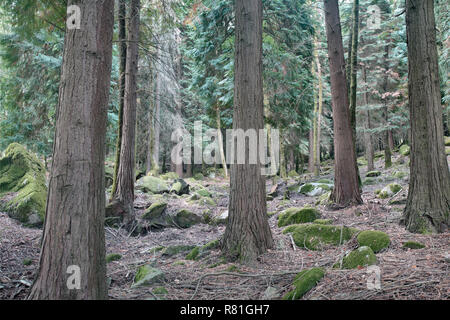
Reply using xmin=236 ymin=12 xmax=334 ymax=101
xmin=323 ymin=0 xmax=362 ymax=208
xmin=216 ymin=105 xmax=228 ymax=177
xmin=108 ymin=0 xmax=140 ymax=229
xmin=111 ymin=0 xmax=127 ymax=197
xmin=153 ymin=68 xmax=161 ymax=174
xmin=313 ymin=37 xmax=323 ymax=177
xmin=382 ymin=44 xmax=392 ymax=168
xmin=28 ymin=0 xmax=114 ymax=299
xmin=402 ymin=0 xmax=450 ymax=233
xmin=308 ymin=127 xmax=314 ymax=172
xmin=221 ymin=0 xmax=273 ymax=263
xmin=362 ymin=65 xmax=374 ymax=171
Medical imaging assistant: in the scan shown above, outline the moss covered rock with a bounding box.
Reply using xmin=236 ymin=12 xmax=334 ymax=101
xmin=161 ymin=245 xmax=195 ymax=257
xmin=174 ymin=209 xmax=202 ymax=228
xmin=132 ymin=265 xmax=165 ymax=288
xmin=136 ymin=176 xmax=169 ymax=194
xmin=315 ymin=191 xmax=331 ymax=206
xmin=288 ymin=170 xmax=299 ymax=178
xmin=334 ymin=246 xmax=377 ymax=269
xmin=445 ymin=136 xmax=450 ymax=147
xmin=283 ymin=224 xmax=358 ymax=250
xmin=277 ymin=207 xmax=321 ymax=227
xmin=313 ymin=218 xmax=333 ymax=225
xmin=142 ymin=202 xmax=168 ymax=220
xmin=366 ymin=170 xmax=381 ymax=177
xmin=283 ymin=268 xmax=325 ymax=300
xmin=399 ymin=144 xmax=410 ymax=156
xmin=0 ymin=143 xmax=47 ymax=227
xmin=402 ymin=241 xmax=425 ymax=249
xmin=299 ymin=183 xmax=333 ymax=197
xmin=193 ymin=173 xmax=204 ymax=180
xmin=378 ymin=183 xmax=402 ymax=199
xmin=357 ymin=230 xmax=390 ymax=253
xmin=169 ymin=179 xmax=189 ymax=195
xmin=186 ymin=239 xmax=220 ymax=261
xmin=160 ymin=172 xmax=179 ymax=180
xmin=196 ymin=188 xmax=211 ymax=198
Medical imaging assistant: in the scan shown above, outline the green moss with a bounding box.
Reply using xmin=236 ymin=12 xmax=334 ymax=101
xmin=366 ymin=171 xmax=381 ymax=177
xmin=399 ymin=145 xmax=410 ymax=156
xmin=389 ymin=183 xmax=402 ymax=194
xmin=186 ymin=247 xmax=200 ymax=260
xmin=288 ymin=170 xmax=299 ymax=177
xmin=283 ymin=268 xmax=325 ymax=300
xmin=225 ymin=264 xmax=239 ymax=272
xmin=287 ymin=183 xmax=301 ymax=192
xmin=357 ymin=230 xmax=390 ymax=253
xmin=277 ymin=207 xmax=321 ymax=227
xmin=161 ymin=245 xmax=195 ymax=257
xmin=152 ymin=286 xmax=168 ymax=295
xmin=193 ymin=173 xmax=204 ymax=180
xmin=106 ymin=253 xmax=122 ymax=263
xmin=363 ymin=177 xmax=376 ymax=186
xmin=142 ymin=202 xmax=167 ymax=220
xmin=402 ymin=241 xmax=425 ymax=249
xmin=334 ymin=246 xmax=377 ymax=269
xmin=445 ymin=136 xmax=450 ymax=147
xmin=23 ymin=258 xmax=32 ymax=266
xmin=136 ymin=176 xmax=169 ymax=194
xmin=173 ymin=260 xmax=186 ymax=266
xmin=132 ymin=265 xmax=165 ymax=288
xmin=316 ymin=191 xmax=331 ymax=206
xmin=199 ymin=197 xmax=216 ymax=206
xmin=208 ymin=257 xmax=226 ymax=268
xmin=316 ymin=179 xmax=333 ymax=184
xmin=283 ymin=224 xmax=358 ymax=250
xmin=268 ymin=211 xmax=277 ymax=217
xmin=313 ymin=219 xmax=333 ymax=225
xmin=202 ymin=239 xmax=220 ymax=251
xmin=197 ymin=188 xmax=211 ymax=198
xmin=299 ymin=183 xmax=315 ymax=194
xmin=393 ymin=171 xmax=407 ymax=179
xmin=160 ymin=172 xmax=179 ymax=180
xmin=175 ymin=209 xmax=202 ymax=228
xmin=0 ymin=143 xmax=47 ymax=227
xmin=446 ymin=146 xmax=450 ymax=155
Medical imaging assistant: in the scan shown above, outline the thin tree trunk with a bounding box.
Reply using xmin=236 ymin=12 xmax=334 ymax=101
xmin=108 ymin=0 xmax=140 ymax=228
xmin=222 ymin=0 xmax=273 ymax=263
xmin=153 ymin=69 xmax=161 ymax=174
xmin=323 ymin=0 xmax=362 ymax=208
xmin=402 ymin=0 xmax=450 ymax=233
xmin=362 ymin=65 xmax=374 ymax=171
xmin=111 ymin=0 xmax=127 ymax=197
xmin=383 ymin=44 xmax=392 ymax=169
xmin=28 ymin=0 xmax=114 ymax=299
xmin=313 ymin=37 xmax=323 ymax=177
xmin=216 ymin=105 xmax=228 ymax=177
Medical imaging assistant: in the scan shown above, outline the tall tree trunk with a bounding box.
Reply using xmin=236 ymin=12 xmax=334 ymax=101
xmin=28 ymin=0 xmax=114 ymax=299
xmin=111 ymin=0 xmax=127 ymax=197
xmin=108 ymin=0 xmax=140 ymax=228
xmin=323 ymin=0 xmax=362 ymax=208
xmin=279 ymin=135 xmax=287 ymax=179
xmin=308 ymin=127 xmax=314 ymax=172
xmin=383 ymin=44 xmax=392 ymax=168
xmin=153 ymin=70 xmax=161 ymax=174
xmin=402 ymin=0 xmax=450 ymax=233
xmin=313 ymin=37 xmax=323 ymax=177
xmin=222 ymin=0 xmax=273 ymax=263
xmin=216 ymin=105 xmax=228 ymax=177
xmin=362 ymin=65 xmax=374 ymax=171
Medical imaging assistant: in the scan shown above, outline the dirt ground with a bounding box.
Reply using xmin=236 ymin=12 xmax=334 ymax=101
xmin=1 ymin=155 xmax=449 ymax=300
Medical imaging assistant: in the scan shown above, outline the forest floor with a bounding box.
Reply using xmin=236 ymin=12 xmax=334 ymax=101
xmin=0 ymin=152 xmax=449 ymax=300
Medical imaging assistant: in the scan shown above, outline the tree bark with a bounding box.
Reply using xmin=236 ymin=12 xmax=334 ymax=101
xmin=402 ymin=0 xmax=450 ymax=233
xmin=28 ymin=0 xmax=114 ymax=299
xmin=111 ymin=0 xmax=127 ymax=197
xmin=222 ymin=0 xmax=273 ymax=263
xmin=362 ymin=65 xmax=374 ymax=171
xmin=323 ymin=0 xmax=362 ymax=208
xmin=313 ymin=37 xmax=323 ymax=177
xmin=216 ymin=105 xmax=228 ymax=177
xmin=108 ymin=0 xmax=140 ymax=228
xmin=382 ymin=44 xmax=392 ymax=169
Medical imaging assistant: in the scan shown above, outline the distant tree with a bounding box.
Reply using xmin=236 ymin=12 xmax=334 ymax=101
xmin=221 ymin=0 xmax=273 ymax=263
xmin=28 ymin=0 xmax=114 ymax=299
xmin=323 ymin=0 xmax=362 ymax=207
xmin=108 ymin=0 xmax=140 ymax=229
xmin=402 ymin=0 xmax=450 ymax=233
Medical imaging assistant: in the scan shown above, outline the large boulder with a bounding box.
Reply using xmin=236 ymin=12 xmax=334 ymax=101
xmin=0 ymin=143 xmax=47 ymax=227
xmin=169 ymin=179 xmax=190 ymax=196
xmin=377 ymin=183 xmax=402 ymax=199
xmin=357 ymin=230 xmax=390 ymax=253
xmin=277 ymin=207 xmax=320 ymax=227
xmin=283 ymin=224 xmax=358 ymax=250
xmin=131 ymin=265 xmax=165 ymax=288
xmin=136 ymin=176 xmax=169 ymax=194
xmin=399 ymin=144 xmax=410 ymax=156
